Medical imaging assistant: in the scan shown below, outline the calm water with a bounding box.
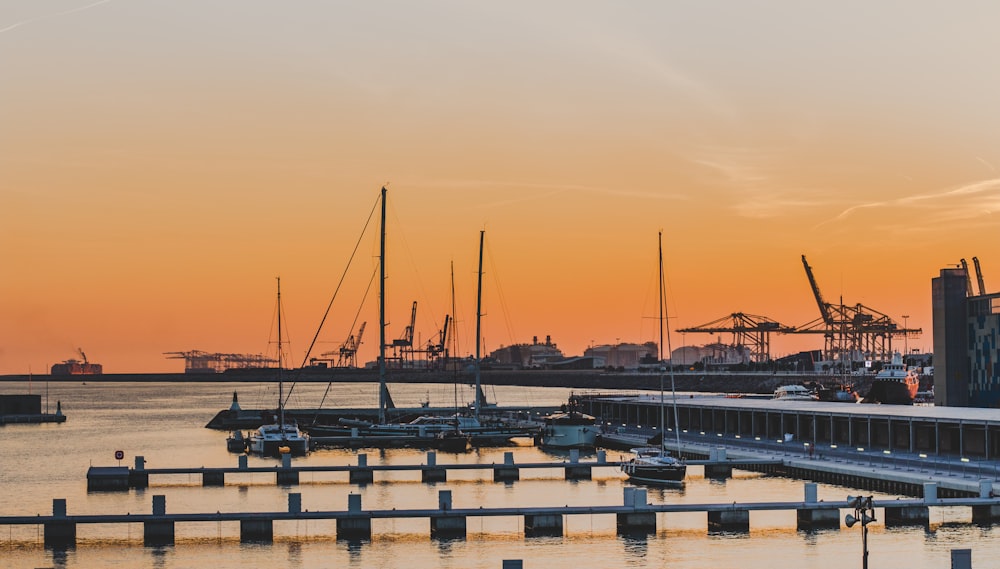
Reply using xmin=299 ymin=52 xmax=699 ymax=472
xmin=0 ymin=381 xmax=995 ymax=569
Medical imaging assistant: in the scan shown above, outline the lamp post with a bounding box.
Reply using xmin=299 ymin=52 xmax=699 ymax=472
xmin=845 ymin=495 xmax=876 ymax=569
xmin=901 ymin=314 xmax=909 ymax=358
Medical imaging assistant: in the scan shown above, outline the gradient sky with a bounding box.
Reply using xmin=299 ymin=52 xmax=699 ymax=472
xmin=2 ymin=1 xmax=998 ymax=374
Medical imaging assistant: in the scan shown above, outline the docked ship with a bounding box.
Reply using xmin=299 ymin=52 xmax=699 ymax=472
xmin=538 ymin=409 xmax=599 ymax=449
xmin=861 ymin=352 xmax=920 ymax=405
xmin=51 ymin=349 xmax=102 ymax=375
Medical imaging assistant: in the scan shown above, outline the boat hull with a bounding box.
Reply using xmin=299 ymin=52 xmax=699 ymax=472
xmin=622 ymin=461 xmax=687 ymax=485
xmin=539 ymin=424 xmax=599 ymax=449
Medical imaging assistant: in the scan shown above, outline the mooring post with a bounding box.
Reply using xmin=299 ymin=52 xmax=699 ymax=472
xmin=502 ymin=561 xmax=524 ymax=569
xmin=796 ymin=482 xmax=838 ymax=530
xmin=144 ymin=495 xmax=174 ymax=546
xmin=336 ymin=493 xmax=372 ymax=539
xmin=43 ymin=498 xmax=76 ymax=548
xmin=565 ymin=448 xmax=591 ymax=480
xmin=350 ymin=452 xmax=374 ymax=484
xmin=423 ymin=451 xmax=447 ymax=483
xmin=494 ymin=451 xmax=519 ymax=482
xmin=951 ymin=549 xmax=972 ymax=569
xmin=276 ymin=453 xmax=299 ymax=486
xmin=597 ymin=449 xmax=607 ymax=464
xmin=431 ymin=489 xmax=466 ymax=539
xmin=616 ymin=487 xmax=655 ymax=535
xmin=970 ymin=481 xmax=1000 ymax=524
xmin=238 ymin=455 xmax=248 ymax=470
xmin=704 ymin=448 xmax=732 ymax=479
xmin=129 ymin=456 xmax=148 ymax=489
xmin=288 ymin=493 xmax=301 ymax=514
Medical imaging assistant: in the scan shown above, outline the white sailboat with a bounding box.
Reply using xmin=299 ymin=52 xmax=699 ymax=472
xmin=248 ymin=277 xmax=310 ymax=457
xmin=621 ymin=231 xmax=687 ymax=485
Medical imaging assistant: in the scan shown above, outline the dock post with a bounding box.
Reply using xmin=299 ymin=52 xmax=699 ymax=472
xmin=597 ymin=450 xmax=607 ymax=464
xmin=238 ymin=455 xmax=248 ymax=470
xmin=288 ymin=493 xmax=301 ymax=514
xmin=144 ymin=495 xmax=174 ymax=546
xmin=708 ymin=507 xmax=750 ymax=533
xmin=617 ymin=487 xmax=656 ymax=535
xmin=704 ymin=448 xmax=732 ymax=479
xmin=129 ymin=456 xmax=148 ymax=489
xmin=430 ymin=490 xmax=466 ymax=539
xmin=971 ymin=482 xmax=1000 ymax=524
xmin=276 ymin=453 xmax=299 ymax=485
xmin=336 ymin=493 xmax=372 ymax=540
xmin=796 ymin=483 xmax=839 ymax=530
xmin=350 ymin=453 xmax=374 ymax=485
xmin=524 ymin=513 xmax=563 ymax=537
xmin=502 ymin=561 xmax=524 ymax=569
xmin=564 ymin=449 xmax=591 ymax=480
xmin=240 ymin=519 xmax=274 ymax=543
xmin=493 ymin=451 xmax=519 ymax=482
xmin=43 ymin=499 xmax=76 ymax=548
xmin=422 ymin=451 xmax=447 ymax=483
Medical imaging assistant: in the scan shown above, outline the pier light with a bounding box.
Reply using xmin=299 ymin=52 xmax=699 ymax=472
xmin=755 ymin=437 xmax=761 ymax=441
xmin=804 ymin=442 xmax=810 ymax=447
xmin=717 ymin=433 xmax=723 ymax=437
xmin=831 ymin=445 xmax=838 ymax=449
xmin=777 ymin=439 xmax=783 ymax=444
xmin=961 ymin=457 xmax=970 ymax=463
xmin=919 ymin=453 xmax=927 ymax=459
xmin=735 ymin=435 xmax=741 ymax=439
xmin=699 ymin=431 xmax=705 ymax=435
xmin=857 ymin=447 xmax=865 ymax=452
xmin=683 ymin=430 xmax=688 ymax=433
xmin=883 ymin=450 xmax=891 ymax=455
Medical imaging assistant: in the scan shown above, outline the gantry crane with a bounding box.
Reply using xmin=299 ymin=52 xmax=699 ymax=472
xmin=390 ymin=301 xmax=418 ymax=365
xmin=789 ymin=255 xmax=921 ymax=363
xmin=677 ymin=312 xmax=794 ymax=362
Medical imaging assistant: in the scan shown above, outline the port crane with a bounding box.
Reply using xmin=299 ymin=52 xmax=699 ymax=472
xmin=389 ymin=301 xmax=418 ymax=365
xmin=164 ymin=350 xmax=276 ymax=373
xmin=788 ymin=255 xmax=921 ymax=364
xmin=677 ymin=313 xmax=794 ymax=363
xmin=337 ymin=321 xmax=366 ymax=368
xmin=962 ymin=257 xmax=988 ymax=296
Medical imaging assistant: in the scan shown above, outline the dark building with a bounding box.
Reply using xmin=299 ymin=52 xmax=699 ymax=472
xmin=0 ymin=394 xmax=42 ymax=415
xmin=933 ymin=265 xmax=1000 ymax=407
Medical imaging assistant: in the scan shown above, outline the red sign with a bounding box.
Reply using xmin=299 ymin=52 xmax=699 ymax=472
xmin=115 ymin=450 xmax=124 ymax=460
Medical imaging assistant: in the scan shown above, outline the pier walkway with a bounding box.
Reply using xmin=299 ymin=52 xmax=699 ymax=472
xmin=10 ymin=482 xmax=1000 ymax=547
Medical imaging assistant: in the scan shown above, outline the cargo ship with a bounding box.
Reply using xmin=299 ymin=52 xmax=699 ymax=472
xmin=861 ymin=352 xmax=919 ymax=405
xmin=51 ymin=349 xmax=103 ymax=376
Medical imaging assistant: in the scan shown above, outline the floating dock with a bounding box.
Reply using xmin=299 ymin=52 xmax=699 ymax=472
xmin=9 ymin=482 xmax=1000 ymax=547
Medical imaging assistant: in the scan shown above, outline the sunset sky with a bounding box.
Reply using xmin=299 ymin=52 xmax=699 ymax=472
xmin=2 ymin=1 xmax=998 ymax=374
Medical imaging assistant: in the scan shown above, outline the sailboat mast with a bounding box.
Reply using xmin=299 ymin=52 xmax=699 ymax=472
xmin=474 ymin=230 xmax=484 ymax=420
xmin=660 ymin=231 xmax=683 ymax=455
xmin=658 ymin=233 xmax=665 ymax=453
xmin=277 ymin=276 xmax=284 ymax=432
xmin=378 ymin=186 xmax=388 ymax=424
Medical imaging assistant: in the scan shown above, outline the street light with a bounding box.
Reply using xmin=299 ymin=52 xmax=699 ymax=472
xmin=846 ymin=495 xmax=876 ymax=569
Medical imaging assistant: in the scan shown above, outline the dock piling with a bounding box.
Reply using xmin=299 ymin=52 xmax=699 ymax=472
xmin=431 ymin=490 xmax=466 ymax=539
xmin=129 ymin=456 xmax=149 ymax=489
xmin=43 ymin=499 xmax=75 ymax=548
xmin=350 ymin=453 xmax=374 ymax=484
xmin=616 ymin=487 xmax=656 ymax=535
xmin=493 ymin=451 xmax=519 ymax=482
xmin=336 ymin=492 xmax=372 ymax=539
xmin=422 ymin=451 xmax=447 ymax=483
xmin=796 ymin=483 xmax=839 ymax=530
xmin=144 ymin=495 xmax=174 ymax=546
xmin=240 ymin=519 xmax=274 ymax=543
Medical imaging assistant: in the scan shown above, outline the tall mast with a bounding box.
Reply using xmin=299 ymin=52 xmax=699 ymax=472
xmin=658 ymin=233 xmax=665 ymax=454
xmin=474 ymin=230 xmax=484 ymax=420
xmin=378 ymin=186 xmax=388 ymax=424
xmin=660 ymin=231 xmax=682 ymax=456
xmin=277 ymin=276 xmax=284 ymax=432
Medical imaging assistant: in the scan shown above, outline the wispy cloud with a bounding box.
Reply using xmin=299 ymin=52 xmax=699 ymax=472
xmin=689 ymin=145 xmax=831 ymax=218
xmin=817 ymin=177 xmax=1000 ymax=229
xmin=0 ymin=0 xmax=111 ymax=35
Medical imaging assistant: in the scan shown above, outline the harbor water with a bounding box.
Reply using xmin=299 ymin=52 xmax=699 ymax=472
xmin=0 ymin=381 xmax=995 ymax=569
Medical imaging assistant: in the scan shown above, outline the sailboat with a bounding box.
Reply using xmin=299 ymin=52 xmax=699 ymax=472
xmin=247 ymin=277 xmax=310 ymax=457
xmin=620 ymin=232 xmax=687 ymax=485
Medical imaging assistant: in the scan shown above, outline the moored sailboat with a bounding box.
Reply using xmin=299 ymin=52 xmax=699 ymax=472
xmin=621 ymin=232 xmax=687 ymax=485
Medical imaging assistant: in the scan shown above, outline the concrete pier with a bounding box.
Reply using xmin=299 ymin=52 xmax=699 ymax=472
xmin=422 ymin=452 xmax=447 ymax=483
xmin=704 ymin=448 xmax=733 ymax=479
xmin=883 ymin=505 xmax=929 ymax=526
xmin=349 ymin=453 xmax=374 ymax=485
xmin=708 ymin=509 xmax=750 ymax=532
xmin=336 ymin=494 xmax=371 ymax=540
xmin=143 ymin=495 xmax=174 ymax=546
xmin=86 ymin=466 xmax=130 ymax=491
xmin=616 ymin=488 xmax=656 ymax=535
xmin=43 ymin=499 xmax=75 ymax=548
xmin=796 ymin=483 xmax=840 ymax=530
xmin=430 ymin=490 xmax=466 ymax=539
xmin=524 ymin=513 xmax=563 ymax=537
xmin=493 ymin=452 xmax=519 ymax=482
xmin=564 ymin=449 xmax=591 ymax=480
xmin=240 ymin=519 xmax=274 ymax=543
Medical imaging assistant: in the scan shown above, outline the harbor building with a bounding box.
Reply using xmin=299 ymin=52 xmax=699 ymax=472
xmin=490 ymin=336 xmax=564 ymax=369
xmin=933 ymin=261 xmax=1000 ymax=407
xmin=584 ymin=342 xmax=657 ymax=370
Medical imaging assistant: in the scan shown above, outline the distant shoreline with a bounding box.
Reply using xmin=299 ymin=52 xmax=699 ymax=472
xmin=0 ymin=369 xmax=864 ymax=395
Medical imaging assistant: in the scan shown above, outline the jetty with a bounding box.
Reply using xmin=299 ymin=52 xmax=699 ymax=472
xmin=10 ymin=481 xmax=1000 ymax=547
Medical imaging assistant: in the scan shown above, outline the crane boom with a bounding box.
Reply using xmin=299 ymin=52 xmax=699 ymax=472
xmin=960 ymin=259 xmax=974 ymax=296
xmin=801 ymin=255 xmax=832 ymax=325
xmin=973 ymin=257 xmax=987 ymax=296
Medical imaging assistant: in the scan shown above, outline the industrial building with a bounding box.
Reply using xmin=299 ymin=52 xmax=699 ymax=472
xmin=933 ymin=258 xmax=1000 ymax=407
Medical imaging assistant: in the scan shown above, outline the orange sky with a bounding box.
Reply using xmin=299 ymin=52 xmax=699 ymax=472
xmin=2 ymin=2 xmax=998 ymax=374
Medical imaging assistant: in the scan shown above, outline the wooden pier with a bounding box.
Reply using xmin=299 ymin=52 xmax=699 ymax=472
xmin=8 ymin=482 xmax=1000 ymax=547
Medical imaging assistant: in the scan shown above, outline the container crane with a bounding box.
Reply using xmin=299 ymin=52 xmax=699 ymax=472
xmin=973 ymin=257 xmax=987 ymax=296
xmin=338 ymin=321 xmax=366 ymax=368
xmin=677 ymin=313 xmax=794 ymax=362
xmin=960 ymin=259 xmax=975 ymax=296
xmin=390 ymin=301 xmax=418 ymax=365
